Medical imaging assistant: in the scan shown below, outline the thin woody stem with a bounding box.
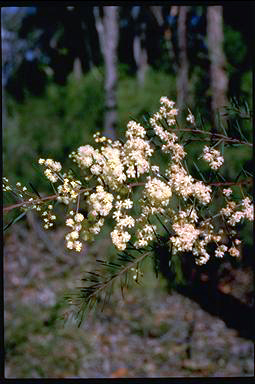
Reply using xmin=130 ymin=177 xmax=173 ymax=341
xmin=177 ymin=128 xmax=252 ymax=147
xmin=208 ymin=178 xmax=252 ymax=187
xmin=3 ymin=178 xmax=252 ymax=214
xmin=3 ymin=188 xmax=91 ymax=213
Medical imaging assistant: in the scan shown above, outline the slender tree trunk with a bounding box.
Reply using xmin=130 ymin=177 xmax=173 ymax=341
xmin=207 ymin=6 xmax=228 ymax=132
xmin=94 ymin=6 xmax=119 ymax=139
xmin=177 ymin=6 xmax=189 ymax=114
xmin=133 ymin=23 xmax=148 ymax=87
xmin=131 ymin=6 xmax=148 ymax=88
xmin=73 ymin=57 xmax=82 ymax=80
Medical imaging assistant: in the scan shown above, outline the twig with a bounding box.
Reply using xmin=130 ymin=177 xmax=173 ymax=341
xmin=177 ymin=128 xmax=252 ymax=147
xmin=3 ymin=178 xmax=252 ymax=214
xmin=3 ymin=188 xmax=90 ymax=213
xmin=208 ymin=178 xmax=252 ymax=187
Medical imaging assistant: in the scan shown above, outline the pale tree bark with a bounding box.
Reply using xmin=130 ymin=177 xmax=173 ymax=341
xmin=94 ymin=6 xmax=119 ymax=139
xmin=149 ymin=5 xmax=164 ymax=26
xmin=73 ymin=57 xmax=82 ymax=80
xmin=132 ymin=7 xmax=148 ymax=87
xmin=177 ymin=6 xmax=189 ymax=115
xmin=133 ymin=25 xmax=148 ymax=87
xmin=207 ymin=6 xmax=228 ymax=132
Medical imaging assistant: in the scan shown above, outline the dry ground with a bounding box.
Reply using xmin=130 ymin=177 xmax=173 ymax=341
xmin=4 ymin=220 xmax=254 ymax=378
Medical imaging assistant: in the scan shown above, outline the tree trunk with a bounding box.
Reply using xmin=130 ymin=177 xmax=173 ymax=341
xmin=131 ymin=7 xmax=148 ymax=87
xmin=177 ymin=6 xmax=189 ymax=115
xmin=133 ymin=23 xmax=148 ymax=87
xmin=94 ymin=6 xmax=119 ymax=139
xmin=73 ymin=57 xmax=82 ymax=80
xmin=207 ymin=6 xmax=228 ymax=132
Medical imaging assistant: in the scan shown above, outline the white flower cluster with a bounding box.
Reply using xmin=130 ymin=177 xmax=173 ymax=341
xmin=88 ymin=186 xmax=114 ymax=217
xmin=110 ymin=230 xmax=131 ymax=251
xmin=57 ymin=178 xmax=82 ymax=204
xmin=101 ymin=145 xmax=127 ymax=189
xmin=167 ymin=164 xmax=212 ymax=205
xmin=170 ymin=222 xmax=201 ymax=254
xmin=215 ymin=244 xmax=228 ymax=258
xmin=223 ymin=188 xmax=232 ymax=197
xmin=41 ymin=204 xmax=56 ymax=229
xmin=123 ymin=121 xmax=153 ymax=178
xmin=74 ymin=142 xmax=126 ymax=190
xmin=228 ymin=246 xmax=240 ymax=257
xmin=159 ymin=96 xmax=178 ymax=126
xmin=134 ymin=223 xmax=156 ymax=248
xmin=65 ymin=212 xmax=84 ymax=252
xmin=186 ymin=112 xmax=195 ymax=124
xmin=111 ymin=198 xmax=135 ymax=251
xmin=38 ymin=158 xmax=62 ymax=183
xmin=202 ymin=146 xmax=224 ymax=170
xmin=192 ymin=221 xmax=222 ymax=265
xmin=144 ymin=177 xmax=172 ymax=207
xmin=220 ymin=197 xmax=253 ymax=226
xmin=150 ymin=99 xmax=186 ymax=162
xmin=170 ymin=207 xmax=200 ymax=254
xmin=167 ymin=163 xmax=194 ymax=199
xmin=3 ymin=177 xmax=11 ymax=192
xmin=74 ymin=145 xmax=98 ymax=168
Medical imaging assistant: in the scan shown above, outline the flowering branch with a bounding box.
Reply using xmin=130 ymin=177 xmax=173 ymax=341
xmin=3 ymin=96 xmax=253 ymax=323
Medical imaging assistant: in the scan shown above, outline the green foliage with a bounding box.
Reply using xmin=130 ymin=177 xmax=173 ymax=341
xmin=240 ymin=71 xmax=252 ymax=106
xmin=224 ymin=25 xmax=247 ymax=69
xmin=117 ymin=68 xmax=176 ymax=138
xmin=3 ymin=68 xmax=176 ymax=195
xmin=3 ymin=69 xmax=104 ymax=194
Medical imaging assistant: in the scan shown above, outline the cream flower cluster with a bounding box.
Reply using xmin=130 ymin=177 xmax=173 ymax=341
xmin=111 ymin=198 xmax=135 ymax=251
xmin=223 ymin=188 xmax=232 ymax=197
xmin=74 ymin=145 xmax=99 ymax=168
xmin=170 ymin=207 xmax=200 ymax=254
xmin=57 ymin=178 xmax=82 ymax=205
xmin=73 ymin=122 xmax=153 ymax=186
xmin=202 ymin=146 xmax=224 ymax=170
xmin=123 ymin=121 xmax=153 ymax=178
xmin=186 ymin=112 xmax=195 ymax=124
xmin=73 ymin=142 xmax=126 ymax=190
xmin=167 ymin=164 xmax=212 ymax=205
xmin=144 ymin=177 xmax=172 ymax=207
xmin=170 ymin=222 xmax=201 ymax=254
xmin=134 ymin=223 xmax=156 ymax=248
xmin=42 ymin=204 xmax=56 ymax=229
xmin=150 ymin=98 xmax=186 ymax=162
xmin=220 ymin=197 xmax=253 ymax=226
xmin=65 ymin=211 xmax=84 ymax=252
xmin=88 ymin=185 xmax=114 ymax=217
xmin=38 ymin=158 xmax=62 ymax=183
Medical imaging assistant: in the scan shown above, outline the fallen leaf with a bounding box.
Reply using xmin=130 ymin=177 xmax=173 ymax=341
xmin=110 ymin=367 xmax=128 ymax=378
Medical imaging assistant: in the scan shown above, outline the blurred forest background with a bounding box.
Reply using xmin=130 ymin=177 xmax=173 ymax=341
xmin=3 ymin=5 xmax=253 ymax=378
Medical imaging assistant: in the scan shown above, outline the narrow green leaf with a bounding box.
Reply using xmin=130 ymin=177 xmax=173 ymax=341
xmin=192 ymin=160 xmax=206 ymax=182
xmin=4 ymin=211 xmax=27 ymax=232
xmin=29 ymin=182 xmax=41 ymax=198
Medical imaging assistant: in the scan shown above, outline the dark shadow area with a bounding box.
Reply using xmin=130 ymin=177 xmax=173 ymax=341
xmin=155 ymin=243 xmax=254 ymax=341
xmin=175 ymin=281 xmax=254 ymax=341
